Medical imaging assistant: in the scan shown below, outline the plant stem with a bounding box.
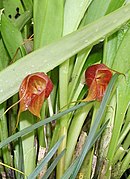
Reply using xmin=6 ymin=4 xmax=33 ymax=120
xmin=65 ymin=103 xmax=92 ymax=169
xmin=120 ymin=150 xmax=130 ymax=176
xmin=57 ymin=121 xmax=67 ymax=179
xmin=49 ymin=122 xmax=60 ymax=149
xmin=19 ymin=112 xmax=36 ymax=177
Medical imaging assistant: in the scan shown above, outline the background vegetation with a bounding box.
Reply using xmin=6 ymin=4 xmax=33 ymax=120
xmin=0 ymin=0 xmax=130 ymax=178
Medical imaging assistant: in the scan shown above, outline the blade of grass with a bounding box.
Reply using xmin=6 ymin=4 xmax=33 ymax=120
xmin=62 ymin=120 xmax=110 ymax=179
xmin=120 ymin=151 xmax=130 ymax=177
xmin=123 ymin=132 xmax=130 ymax=151
xmin=0 ymin=161 xmax=26 ymax=177
xmin=117 ymin=123 xmax=130 ymax=147
xmin=42 ymin=149 xmax=66 ymax=179
xmin=28 ymin=136 xmax=64 ymax=179
xmin=62 ymin=159 xmax=78 ymax=179
xmin=112 ymin=150 xmax=130 ymax=178
xmin=116 ymin=132 xmax=130 ymax=164
xmin=0 ymin=4 xmax=130 ymax=104
xmin=119 ymin=105 xmax=130 ymax=137
xmin=113 ymin=147 xmax=126 ymax=165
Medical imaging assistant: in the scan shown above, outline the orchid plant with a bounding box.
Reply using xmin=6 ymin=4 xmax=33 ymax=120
xmin=0 ymin=1 xmax=130 ymax=179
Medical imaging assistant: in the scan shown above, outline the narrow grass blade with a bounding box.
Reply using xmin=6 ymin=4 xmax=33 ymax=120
xmin=43 ymin=149 xmax=65 ymax=179
xmin=28 ymin=136 xmax=64 ymax=179
xmin=0 ymin=102 xmax=91 ymax=149
xmin=62 ymin=120 xmax=109 ymax=179
xmin=62 ymin=159 xmax=78 ymax=179
xmin=0 ymin=161 xmax=26 ymax=177
xmin=120 ymin=150 xmax=130 ymax=177
xmin=71 ymin=74 xmax=119 ymax=178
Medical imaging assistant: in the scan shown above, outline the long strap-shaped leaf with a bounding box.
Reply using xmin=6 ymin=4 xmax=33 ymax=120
xmin=0 ymin=4 xmax=130 ymax=104
xmin=42 ymin=149 xmax=65 ymax=179
xmin=70 ymin=73 xmax=119 ymax=178
xmin=0 ymin=102 xmax=92 ymax=149
xmin=62 ymin=119 xmax=110 ymax=179
xmin=28 ymin=136 xmax=64 ymax=179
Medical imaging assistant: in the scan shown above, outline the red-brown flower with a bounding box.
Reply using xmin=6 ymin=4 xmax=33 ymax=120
xmin=84 ymin=64 xmax=113 ymax=101
xmin=19 ymin=72 xmax=53 ymax=118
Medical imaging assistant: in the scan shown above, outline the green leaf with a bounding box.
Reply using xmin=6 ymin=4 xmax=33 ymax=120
xmin=103 ymin=1 xmax=128 ymax=67
xmin=107 ymin=70 xmax=130 ymax=164
xmin=21 ymin=0 xmax=33 ymax=11
xmin=3 ymin=0 xmax=24 ymax=21
xmin=0 ymin=4 xmax=130 ymax=103
xmin=63 ymin=0 xmax=92 ymax=34
xmin=68 ymin=0 xmax=121 ymax=102
xmin=0 ymin=37 xmax=10 ymax=70
xmin=106 ymin=0 xmax=125 ymax=14
xmin=65 ymin=103 xmax=92 ymax=169
xmin=33 ymin=0 xmax=64 ymax=48
xmin=15 ymin=10 xmax=32 ymax=31
xmin=19 ymin=111 xmax=35 ymax=176
xmin=28 ymin=136 xmax=64 ymax=179
xmin=0 ymin=102 xmax=91 ymax=149
xmin=62 ymin=159 xmax=78 ymax=179
xmin=43 ymin=149 xmax=65 ymax=179
xmin=1 ymin=14 xmax=25 ymax=59
xmin=112 ymin=26 xmax=130 ymax=73
xmin=0 ymin=1 xmax=3 ymax=9
xmin=62 ymin=120 xmax=110 ymax=179
xmin=0 ymin=104 xmax=11 ymax=166
xmin=81 ymin=0 xmax=111 ymax=25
